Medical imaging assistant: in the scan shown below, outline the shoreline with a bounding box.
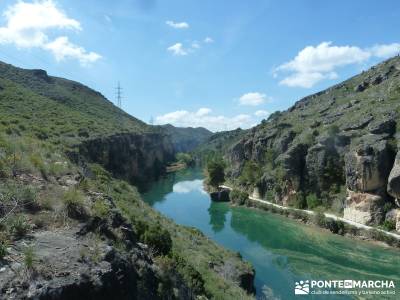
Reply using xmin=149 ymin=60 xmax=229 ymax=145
xmin=219 ymin=184 xmax=400 ymax=249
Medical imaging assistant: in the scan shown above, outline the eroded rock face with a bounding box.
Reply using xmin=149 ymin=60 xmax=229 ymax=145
xmin=78 ymin=133 xmax=174 ymax=189
xmin=343 ymin=190 xmax=384 ymax=225
xmin=345 ymin=137 xmax=394 ymax=192
xmin=388 ymin=152 xmax=400 ymax=201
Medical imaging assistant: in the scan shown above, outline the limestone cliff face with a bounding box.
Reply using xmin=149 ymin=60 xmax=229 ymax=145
xmin=78 ymin=133 xmax=174 ymax=188
xmin=211 ymin=56 xmax=400 ymax=231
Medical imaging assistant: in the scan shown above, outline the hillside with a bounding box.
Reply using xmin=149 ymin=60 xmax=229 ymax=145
xmin=160 ymin=124 xmax=212 ymax=153
xmin=197 ymin=55 xmax=400 ymax=233
xmin=0 ymin=62 xmax=254 ymax=299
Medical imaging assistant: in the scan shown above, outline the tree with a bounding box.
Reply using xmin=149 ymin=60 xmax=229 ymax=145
xmin=206 ymin=159 xmax=225 ymax=188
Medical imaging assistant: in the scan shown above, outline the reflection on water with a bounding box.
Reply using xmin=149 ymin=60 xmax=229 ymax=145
xmin=208 ymin=202 xmax=229 ymax=233
xmin=173 ymin=179 xmax=205 ymax=194
xmin=142 ymin=168 xmax=400 ymax=300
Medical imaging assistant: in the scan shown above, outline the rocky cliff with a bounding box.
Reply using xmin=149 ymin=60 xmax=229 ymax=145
xmin=76 ymin=133 xmax=175 ymax=189
xmin=203 ymin=56 xmax=400 ymax=232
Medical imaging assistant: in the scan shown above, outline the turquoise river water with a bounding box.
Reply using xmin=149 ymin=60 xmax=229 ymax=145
xmin=142 ymin=168 xmax=399 ymax=300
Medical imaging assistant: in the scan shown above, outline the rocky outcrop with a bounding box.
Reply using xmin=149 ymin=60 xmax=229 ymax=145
xmin=388 ymin=152 xmax=400 ymax=201
xmin=78 ymin=133 xmax=174 ymax=189
xmin=343 ymin=190 xmax=384 ymax=225
xmin=345 ymin=136 xmax=394 ymax=193
xmin=343 ymin=136 xmax=395 ymax=224
xmin=199 ymin=55 xmax=400 ymax=229
xmin=1 ymin=229 xmax=162 ymax=300
xmin=210 ymin=188 xmax=230 ymax=202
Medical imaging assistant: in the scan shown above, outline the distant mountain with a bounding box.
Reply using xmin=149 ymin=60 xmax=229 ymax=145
xmin=160 ymin=124 xmax=213 ymax=152
xmin=196 ymin=55 xmax=400 ymax=232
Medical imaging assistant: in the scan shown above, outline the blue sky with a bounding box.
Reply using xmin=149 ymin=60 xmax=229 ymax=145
xmin=0 ymin=0 xmax=399 ymax=131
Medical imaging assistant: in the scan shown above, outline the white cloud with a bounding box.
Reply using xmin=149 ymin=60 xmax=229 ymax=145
xmin=204 ymin=37 xmax=214 ymax=43
xmin=239 ymin=92 xmax=268 ymax=106
xmin=369 ymin=43 xmax=400 ymax=58
xmin=0 ymin=0 xmax=101 ymax=65
xmin=275 ymin=41 xmax=400 ymax=88
xmin=44 ymin=36 xmax=101 ymax=65
xmin=191 ymin=41 xmax=200 ymax=49
xmin=254 ymin=110 xmax=269 ymax=117
xmin=196 ymin=107 xmax=212 ymax=116
xmin=166 ymin=20 xmax=189 ymax=29
xmin=155 ymin=108 xmax=255 ymax=132
xmin=167 ymin=43 xmax=188 ymax=56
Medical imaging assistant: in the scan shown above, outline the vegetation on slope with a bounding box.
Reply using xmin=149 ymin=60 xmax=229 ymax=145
xmin=195 ymin=55 xmax=400 ymax=232
xmin=0 ymin=61 xmax=254 ymax=299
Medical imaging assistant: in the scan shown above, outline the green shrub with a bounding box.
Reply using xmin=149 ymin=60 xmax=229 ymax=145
xmin=206 ymin=159 xmax=225 ymax=188
xmin=62 ymin=189 xmax=87 ymax=219
xmin=306 ymin=193 xmax=322 ymax=209
xmin=238 ymin=160 xmax=262 ymax=186
xmin=313 ymin=209 xmax=326 ymax=227
xmin=0 ymin=239 xmax=8 ymax=260
xmin=176 ymin=152 xmax=194 ymax=166
xmin=293 ymin=191 xmax=306 ymax=209
xmin=143 ymin=225 xmax=172 ymax=256
xmin=382 ymin=220 xmax=396 ymax=231
xmin=10 ymin=215 xmax=30 ymax=238
xmin=23 ymin=246 xmax=35 ymax=270
xmin=20 ymin=185 xmax=39 ymax=211
xmin=92 ymin=200 xmax=109 ymax=218
xmin=325 ymin=219 xmax=345 ymax=235
xmin=230 ymin=189 xmax=249 ymax=205
xmin=172 ymin=253 xmax=205 ymax=296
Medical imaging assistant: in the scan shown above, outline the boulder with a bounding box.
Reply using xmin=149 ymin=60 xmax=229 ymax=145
xmin=385 ymin=209 xmax=400 ymax=232
xmin=345 ymin=136 xmax=394 ymax=192
xmin=343 ymin=190 xmax=384 ymax=225
xmin=210 ymin=189 xmax=230 ymax=202
xmin=387 ymin=152 xmax=400 ymax=200
xmin=368 ymin=118 xmax=396 ymax=135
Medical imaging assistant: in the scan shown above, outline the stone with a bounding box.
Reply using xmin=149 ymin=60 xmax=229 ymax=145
xmin=343 ymin=190 xmax=384 ymax=225
xmin=210 ymin=189 xmax=230 ymax=202
xmin=387 ymin=152 xmax=400 ymax=200
xmin=345 ymin=136 xmax=394 ymax=192
xmin=368 ymin=118 xmax=396 ymax=135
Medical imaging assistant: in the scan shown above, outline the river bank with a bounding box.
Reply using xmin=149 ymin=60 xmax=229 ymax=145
xmin=143 ymin=168 xmax=400 ymax=299
xmin=219 ymin=184 xmax=400 ymax=249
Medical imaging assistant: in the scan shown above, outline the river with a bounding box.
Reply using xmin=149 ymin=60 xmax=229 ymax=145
xmin=142 ymin=168 xmax=399 ymax=299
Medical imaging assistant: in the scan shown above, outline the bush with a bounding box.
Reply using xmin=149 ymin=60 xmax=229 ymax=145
xmin=20 ymin=185 xmax=39 ymax=211
xmin=325 ymin=219 xmax=345 ymax=234
xmin=143 ymin=225 xmax=172 ymax=256
xmin=92 ymin=200 xmax=109 ymax=218
xmin=23 ymin=246 xmax=35 ymax=270
xmin=382 ymin=220 xmax=396 ymax=231
xmin=293 ymin=191 xmax=306 ymax=209
xmin=10 ymin=215 xmax=30 ymax=238
xmin=313 ymin=209 xmax=326 ymax=227
xmin=176 ymin=153 xmax=194 ymax=166
xmin=62 ymin=189 xmax=87 ymax=219
xmin=0 ymin=241 xmax=8 ymax=260
xmin=206 ymin=159 xmax=225 ymax=188
xmin=172 ymin=253 xmax=205 ymax=296
xmin=238 ymin=161 xmax=262 ymax=186
xmin=230 ymin=189 xmax=249 ymax=206
xmin=306 ymin=193 xmax=322 ymax=209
